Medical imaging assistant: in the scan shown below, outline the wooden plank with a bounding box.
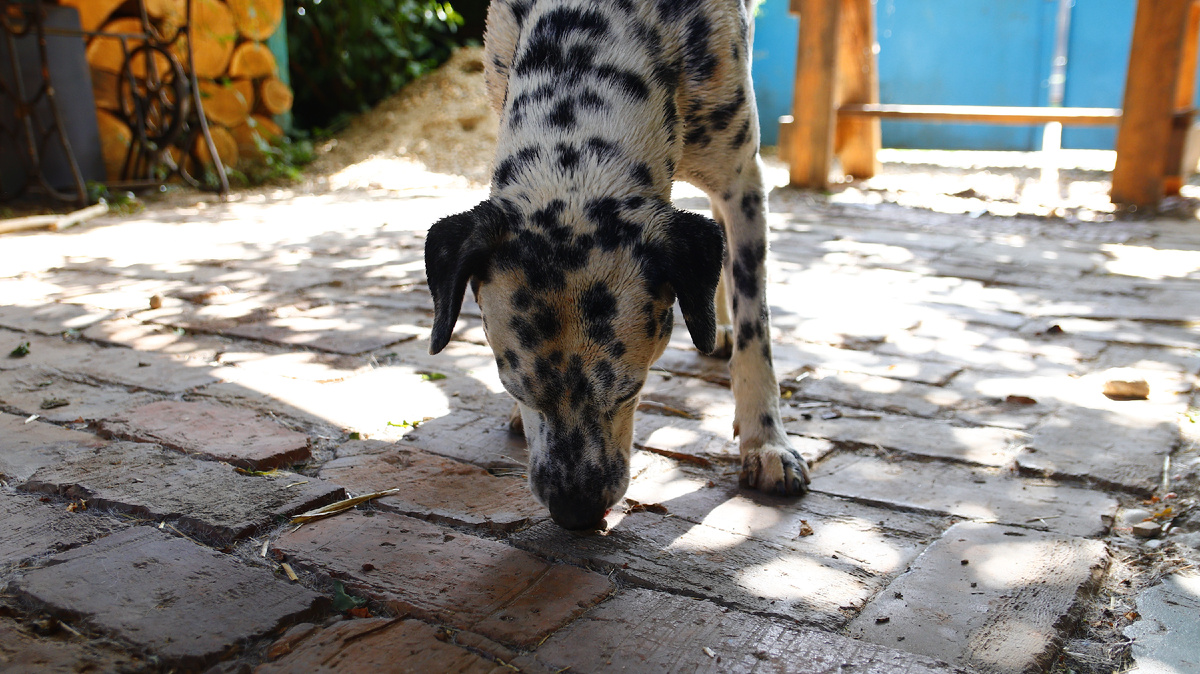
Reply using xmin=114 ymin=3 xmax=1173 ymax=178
xmin=1163 ymin=0 xmax=1200 ymax=195
xmin=835 ymin=0 xmax=880 ymax=180
xmin=1112 ymin=0 xmax=1194 ymax=208
xmin=838 ymin=104 xmax=1122 ymax=126
xmin=787 ymin=0 xmax=841 ymax=189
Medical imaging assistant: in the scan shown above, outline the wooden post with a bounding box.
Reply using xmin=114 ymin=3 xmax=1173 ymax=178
xmin=835 ymin=0 xmax=879 ymax=180
xmin=1164 ymin=0 xmax=1200 ymax=195
xmin=1111 ymin=0 xmax=1195 ymax=208
xmin=787 ymin=0 xmax=841 ymax=189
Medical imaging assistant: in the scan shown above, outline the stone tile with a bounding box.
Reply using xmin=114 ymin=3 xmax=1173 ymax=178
xmin=0 ymin=618 xmax=144 ymax=672
xmin=0 ymin=369 xmax=160 ymax=423
xmin=1029 ymin=317 xmax=1200 ymax=350
xmin=199 ymin=365 xmax=458 ymax=442
xmin=784 ymin=412 xmax=1025 ymax=467
xmin=318 ymin=439 xmax=544 ymax=531
xmin=13 ymin=527 xmax=327 ymax=669
xmin=639 ymin=371 xmax=735 ymax=419
xmin=811 ymin=453 xmax=1117 ymax=537
xmin=1022 ymin=406 xmax=1178 ymax=494
xmin=258 ymin=618 xmax=511 ymax=674
xmin=512 ymin=482 xmax=948 ymax=629
xmin=775 ymin=341 xmax=964 ymax=386
xmin=0 ymin=412 xmax=106 ymax=482
xmin=1030 ymin=289 xmax=1200 ymax=322
xmin=533 ymin=588 xmax=964 ymax=674
xmin=849 ymin=522 xmax=1108 ymax=674
xmin=0 ymin=492 xmax=121 ymax=568
xmin=633 ymin=414 xmax=835 ymax=465
xmin=399 ymin=407 xmax=530 ymax=470
xmin=274 ymin=510 xmax=613 ymax=648
xmin=98 ymin=400 xmax=311 ymax=470
xmin=786 ymin=370 xmax=963 ymax=419
xmin=219 ymin=303 xmax=428 ymax=354
xmin=21 ymin=441 xmax=344 ymax=541
xmin=0 ymin=303 xmax=112 ymax=336
xmin=1124 ymin=572 xmax=1200 ymax=673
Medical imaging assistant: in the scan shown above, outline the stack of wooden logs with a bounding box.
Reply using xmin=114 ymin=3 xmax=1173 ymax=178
xmin=57 ymin=0 xmax=292 ymax=180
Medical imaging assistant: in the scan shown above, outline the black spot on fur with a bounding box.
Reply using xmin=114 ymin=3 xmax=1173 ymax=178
xmin=585 ymin=137 xmax=620 ymax=161
xmin=593 ymin=65 xmax=650 ymax=101
xmin=736 ymin=319 xmax=761 ymax=351
xmin=593 ymin=359 xmax=616 ymax=390
xmin=657 ymin=0 xmax=703 ymax=23
xmin=709 ymin=87 xmax=745 ymax=131
xmin=511 ymin=303 xmax=561 ymax=350
xmin=630 ymin=162 xmax=654 ymax=188
xmin=607 ymin=341 xmax=627 ymax=359
xmin=555 ymin=143 xmax=581 ymax=170
xmin=741 ymin=190 xmax=764 ymax=221
xmin=580 ymin=281 xmax=619 ymax=344
xmin=493 ymin=146 xmax=541 ymax=189
xmin=684 ymin=16 xmax=718 ymax=81
xmin=761 ymin=413 xmax=775 ymax=429
xmin=509 ymin=0 xmax=531 ymax=28
xmin=732 ymin=241 xmax=765 ymax=301
xmin=684 ymin=124 xmax=711 ymax=147
xmin=547 ymin=98 xmax=577 ymax=129
xmin=731 ymin=117 xmax=752 ymax=148
xmin=578 ymin=89 xmax=607 ymax=111
xmin=588 ymin=198 xmax=641 ymax=250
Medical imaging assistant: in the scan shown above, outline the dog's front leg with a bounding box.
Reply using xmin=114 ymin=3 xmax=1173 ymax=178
xmin=714 ymin=160 xmax=810 ymax=496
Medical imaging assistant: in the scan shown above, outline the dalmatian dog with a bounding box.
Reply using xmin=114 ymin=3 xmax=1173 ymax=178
xmin=425 ymin=0 xmax=809 ymax=529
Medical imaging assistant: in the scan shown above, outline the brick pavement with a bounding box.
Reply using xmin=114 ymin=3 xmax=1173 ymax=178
xmin=0 ymin=172 xmax=1197 ymax=673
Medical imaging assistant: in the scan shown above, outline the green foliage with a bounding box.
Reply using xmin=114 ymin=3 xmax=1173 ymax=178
xmin=226 ymin=132 xmax=317 ymax=186
xmin=286 ymin=0 xmax=463 ymax=130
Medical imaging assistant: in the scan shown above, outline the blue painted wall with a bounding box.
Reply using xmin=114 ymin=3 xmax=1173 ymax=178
xmin=751 ymin=0 xmax=1196 ymax=150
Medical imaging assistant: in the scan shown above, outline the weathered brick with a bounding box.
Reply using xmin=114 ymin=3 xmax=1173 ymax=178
xmin=13 ymin=527 xmax=327 ymax=669
xmin=533 ymin=588 xmax=965 ymax=674
xmin=513 ymin=473 xmax=948 ymax=629
xmin=787 ymin=370 xmax=962 ymax=419
xmin=0 ymin=369 xmax=159 ymax=423
xmin=785 ymin=412 xmax=1024 ymax=467
xmin=0 ymin=302 xmax=111 ymax=336
xmin=21 ymin=441 xmax=344 ymax=541
xmin=98 ymin=400 xmax=311 ymax=470
xmin=0 ymin=412 xmax=105 ymax=482
xmin=217 ymin=303 xmax=427 ymax=354
xmin=1022 ymin=406 xmax=1178 ymax=494
xmin=274 ymin=510 xmax=613 ymax=647
xmin=0 ymin=618 xmax=143 ymax=672
xmin=399 ymin=407 xmax=529 ymax=470
xmin=318 ymin=439 xmax=544 ymax=531
xmin=848 ymin=521 xmax=1108 ymax=674
xmin=0 ymin=493 xmax=120 ymax=567
xmin=258 ymin=618 xmax=511 ymax=673
xmin=812 ymin=452 xmax=1117 ymax=537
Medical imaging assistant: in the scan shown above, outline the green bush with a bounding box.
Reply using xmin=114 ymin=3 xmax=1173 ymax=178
xmin=286 ymin=0 xmax=463 ymax=131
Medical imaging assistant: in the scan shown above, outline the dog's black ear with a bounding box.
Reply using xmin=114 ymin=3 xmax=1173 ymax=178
xmin=663 ymin=208 xmax=725 ymax=355
xmin=425 ymin=201 xmax=509 ymax=355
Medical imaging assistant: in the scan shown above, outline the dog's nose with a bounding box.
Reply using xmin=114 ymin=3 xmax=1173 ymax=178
xmin=546 ymin=494 xmax=608 ymax=530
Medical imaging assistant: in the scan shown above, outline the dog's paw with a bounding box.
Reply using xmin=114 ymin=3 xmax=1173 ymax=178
xmin=740 ymin=441 xmax=810 ymax=496
xmin=709 ymin=324 xmax=734 ymax=360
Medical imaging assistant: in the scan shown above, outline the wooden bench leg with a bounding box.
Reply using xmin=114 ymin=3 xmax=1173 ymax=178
xmin=786 ymin=0 xmax=840 ymax=189
xmin=1111 ymin=0 xmax=1196 ymax=208
xmin=835 ymin=0 xmax=879 ymax=181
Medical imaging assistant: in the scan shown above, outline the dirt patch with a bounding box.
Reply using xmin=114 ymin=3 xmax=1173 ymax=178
xmin=308 ymin=47 xmax=498 ymax=188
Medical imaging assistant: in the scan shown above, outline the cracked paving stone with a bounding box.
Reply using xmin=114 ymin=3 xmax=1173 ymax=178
xmin=317 ymin=439 xmax=544 ymax=531
xmin=848 ymin=521 xmax=1108 ymax=674
xmin=20 ymin=441 xmax=344 ymax=541
xmin=811 ymin=452 xmax=1118 ymax=537
xmin=258 ymin=618 xmax=513 ymax=674
xmin=0 ymin=303 xmax=112 ymax=336
xmin=0 ymin=369 xmax=160 ymax=423
xmin=512 ymin=470 xmax=949 ymax=629
xmin=0 ymin=492 xmax=123 ymax=568
xmin=0 ymin=617 xmax=144 ymax=673
xmin=532 ymin=588 xmax=966 ymax=674
xmin=213 ymin=303 xmax=428 ymax=355
xmin=785 ymin=412 xmax=1025 ymax=467
xmin=1124 ymin=572 xmax=1200 ymax=673
xmin=13 ymin=527 xmax=327 ymax=669
xmin=0 ymin=412 xmax=106 ymax=483
xmin=273 ymin=510 xmax=614 ymax=648
xmin=98 ymin=400 xmax=311 ymax=470
xmin=1021 ymin=406 xmax=1178 ymax=494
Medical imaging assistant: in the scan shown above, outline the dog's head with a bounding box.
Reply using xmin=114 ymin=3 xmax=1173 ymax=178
xmin=425 ymin=197 xmax=724 ymax=529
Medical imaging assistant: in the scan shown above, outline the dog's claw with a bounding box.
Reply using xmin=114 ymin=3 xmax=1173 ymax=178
xmin=741 ymin=442 xmax=810 ymax=496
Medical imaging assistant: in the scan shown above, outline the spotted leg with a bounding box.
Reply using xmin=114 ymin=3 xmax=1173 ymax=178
xmin=714 ymin=159 xmax=809 ymax=495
